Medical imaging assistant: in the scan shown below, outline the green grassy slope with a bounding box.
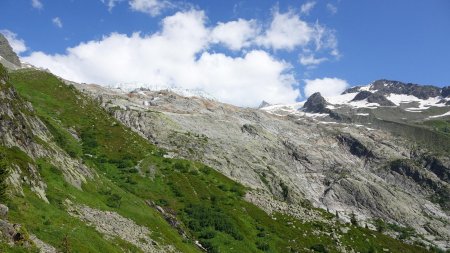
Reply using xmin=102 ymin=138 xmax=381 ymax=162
xmin=0 ymin=66 xmax=432 ymax=252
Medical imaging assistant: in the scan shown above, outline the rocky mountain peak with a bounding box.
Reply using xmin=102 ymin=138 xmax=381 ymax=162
xmin=0 ymin=33 xmax=21 ymax=67
xmin=366 ymin=92 xmax=395 ymax=106
xmin=351 ymin=90 xmax=395 ymax=106
xmin=442 ymin=86 xmax=450 ymax=98
xmin=258 ymin=100 xmax=271 ymax=109
xmin=303 ymin=92 xmax=328 ymax=113
xmin=342 ymin=79 xmax=445 ymax=101
xmin=351 ymin=90 xmax=373 ymax=101
xmin=370 ymin=79 xmax=441 ymax=99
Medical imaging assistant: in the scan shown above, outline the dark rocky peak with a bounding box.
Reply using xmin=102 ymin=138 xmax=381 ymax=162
xmin=366 ymin=92 xmax=395 ymax=106
xmin=370 ymin=79 xmax=441 ymax=99
xmin=303 ymin=92 xmax=328 ymax=113
xmin=0 ymin=33 xmax=21 ymax=67
xmin=258 ymin=100 xmax=271 ymax=109
xmin=351 ymin=90 xmax=372 ymax=101
xmin=352 ymin=90 xmax=395 ymax=106
xmin=342 ymin=86 xmax=363 ymax=94
xmin=301 ymin=92 xmax=350 ymax=121
xmin=370 ymin=79 xmax=405 ymax=91
xmin=442 ymin=86 xmax=450 ymax=98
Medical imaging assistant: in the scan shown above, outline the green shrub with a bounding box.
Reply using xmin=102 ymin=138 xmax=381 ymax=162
xmin=350 ymin=212 xmax=358 ymax=226
xmin=155 ymin=198 xmax=168 ymax=206
xmin=256 ymin=240 xmax=270 ymax=251
xmin=80 ymin=129 xmax=98 ymax=153
xmin=184 ymin=204 xmax=243 ymax=240
xmin=280 ymin=181 xmax=289 ymax=200
xmin=0 ymin=154 xmax=9 ymax=202
xmin=173 ymin=161 xmax=189 ymax=173
xmin=310 ymin=244 xmax=329 ymax=253
xmin=198 ymin=239 xmax=219 ymax=253
xmin=199 ymin=228 xmax=216 ymax=239
xmin=106 ymin=193 xmax=122 ymax=208
xmin=374 ymin=219 xmax=386 ymax=233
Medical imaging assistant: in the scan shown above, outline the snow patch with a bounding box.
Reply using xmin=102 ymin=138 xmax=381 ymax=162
xmin=261 ymin=102 xmax=305 ymax=115
xmin=428 ymin=111 xmax=450 ymax=119
xmin=387 ymin=94 xmax=445 ymax=110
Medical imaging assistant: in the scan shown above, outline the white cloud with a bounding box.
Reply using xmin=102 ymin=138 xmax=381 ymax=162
xmin=0 ymin=30 xmax=27 ymax=55
xmin=326 ymin=3 xmax=338 ymax=15
xmin=211 ymin=19 xmax=259 ymax=51
xmin=52 ymin=17 xmax=63 ymax=28
xmin=256 ymin=10 xmax=313 ymax=51
xmin=304 ymin=77 xmax=348 ymax=97
xmin=300 ymin=1 xmax=316 ymax=15
xmin=24 ymin=10 xmax=300 ymax=107
xmin=299 ymin=54 xmax=327 ymax=66
xmin=31 ymin=0 xmax=43 ymax=9
xmin=129 ymin=0 xmax=172 ymax=16
xmin=101 ymin=0 xmax=124 ymax=11
xmin=312 ymin=22 xmax=337 ymax=52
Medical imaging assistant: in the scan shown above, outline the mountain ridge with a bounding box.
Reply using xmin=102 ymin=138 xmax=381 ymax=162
xmin=0 ymin=35 xmax=449 ymax=252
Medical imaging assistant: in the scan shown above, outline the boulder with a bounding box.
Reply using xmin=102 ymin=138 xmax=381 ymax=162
xmin=0 ymin=204 xmax=8 ymax=218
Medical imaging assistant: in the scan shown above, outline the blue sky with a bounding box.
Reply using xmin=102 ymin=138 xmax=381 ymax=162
xmin=1 ymin=0 xmax=449 ymax=106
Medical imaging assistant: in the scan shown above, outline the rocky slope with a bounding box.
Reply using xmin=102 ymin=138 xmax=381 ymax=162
xmin=0 ymin=35 xmax=447 ymax=252
xmin=3 ymin=65 xmax=435 ymax=253
xmin=75 ymin=83 xmax=450 ymax=250
xmin=0 ymin=34 xmax=21 ymax=69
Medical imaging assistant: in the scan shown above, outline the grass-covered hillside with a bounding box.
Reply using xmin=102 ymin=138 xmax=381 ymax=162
xmin=0 ymin=64 xmax=434 ymax=252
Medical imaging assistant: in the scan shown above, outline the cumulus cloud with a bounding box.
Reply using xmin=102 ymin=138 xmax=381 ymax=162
xmin=22 ymin=5 xmax=343 ymax=106
xmin=211 ymin=19 xmax=259 ymax=51
xmin=31 ymin=0 xmax=43 ymax=9
xmin=24 ymin=10 xmax=300 ymax=107
xmin=304 ymin=77 xmax=348 ymax=97
xmin=300 ymin=1 xmax=316 ymax=15
xmin=52 ymin=17 xmax=63 ymax=28
xmin=0 ymin=30 xmax=27 ymax=55
xmin=256 ymin=9 xmax=313 ymax=51
xmin=129 ymin=0 xmax=172 ymax=16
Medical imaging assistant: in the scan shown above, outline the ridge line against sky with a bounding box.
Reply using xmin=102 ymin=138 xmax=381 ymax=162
xmin=1 ymin=0 xmax=450 ymax=107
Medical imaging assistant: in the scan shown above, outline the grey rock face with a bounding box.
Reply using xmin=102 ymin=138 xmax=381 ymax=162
xmin=0 ymin=65 xmax=93 ymax=200
xmin=66 ymin=201 xmax=175 ymax=253
xmin=74 ymin=83 xmax=450 ymax=249
xmin=0 ymin=34 xmax=21 ymax=67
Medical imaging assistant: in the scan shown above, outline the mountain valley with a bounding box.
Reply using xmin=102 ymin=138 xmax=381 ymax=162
xmin=0 ymin=33 xmax=449 ymax=253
